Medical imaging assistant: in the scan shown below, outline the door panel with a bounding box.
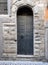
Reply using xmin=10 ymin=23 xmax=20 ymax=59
xmin=17 ymin=16 xmax=33 ymax=55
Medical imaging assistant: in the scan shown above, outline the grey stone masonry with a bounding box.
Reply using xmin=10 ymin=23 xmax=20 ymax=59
xmin=0 ymin=0 xmax=47 ymax=61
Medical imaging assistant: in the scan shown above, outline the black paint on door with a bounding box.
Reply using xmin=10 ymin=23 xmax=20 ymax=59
xmin=17 ymin=6 xmax=33 ymax=55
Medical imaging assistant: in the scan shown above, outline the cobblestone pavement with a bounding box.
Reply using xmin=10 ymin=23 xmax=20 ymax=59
xmin=0 ymin=61 xmax=48 ymax=65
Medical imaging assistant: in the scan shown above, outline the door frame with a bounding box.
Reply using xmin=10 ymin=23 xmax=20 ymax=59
xmin=16 ymin=5 xmax=34 ymax=57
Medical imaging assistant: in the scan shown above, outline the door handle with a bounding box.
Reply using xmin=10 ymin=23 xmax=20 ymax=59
xmin=20 ymin=35 xmax=24 ymax=39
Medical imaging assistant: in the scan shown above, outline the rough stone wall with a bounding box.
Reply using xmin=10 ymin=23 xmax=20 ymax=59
xmin=0 ymin=0 xmax=47 ymax=61
xmin=0 ymin=16 xmax=17 ymax=60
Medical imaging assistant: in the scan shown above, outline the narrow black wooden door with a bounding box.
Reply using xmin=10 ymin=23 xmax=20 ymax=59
xmin=17 ymin=16 xmax=33 ymax=55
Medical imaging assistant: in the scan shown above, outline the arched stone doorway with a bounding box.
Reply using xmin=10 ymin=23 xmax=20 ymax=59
xmin=17 ymin=6 xmax=33 ymax=55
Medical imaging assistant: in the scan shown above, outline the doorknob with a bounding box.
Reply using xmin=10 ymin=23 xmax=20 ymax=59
xmin=20 ymin=35 xmax=24 ymax=39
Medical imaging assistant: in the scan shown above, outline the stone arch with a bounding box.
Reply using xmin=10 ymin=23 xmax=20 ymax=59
xmin=17 ymin=5 xmax=33 ymax=15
